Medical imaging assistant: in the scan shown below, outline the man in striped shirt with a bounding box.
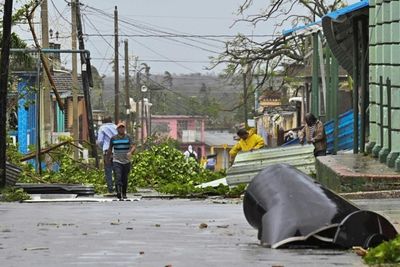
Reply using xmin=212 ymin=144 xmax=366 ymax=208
xmin=96 ymin=116 xmax=117 ymax=194
xmin=106 ymin=122 xmax=136 ymax=200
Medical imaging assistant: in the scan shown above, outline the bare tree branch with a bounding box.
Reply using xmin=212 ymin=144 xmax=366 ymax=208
xmin=214 ymin=0 xmax=348 ymax=92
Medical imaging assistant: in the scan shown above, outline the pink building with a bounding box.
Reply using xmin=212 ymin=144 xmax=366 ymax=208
xmin=151 ymin=115 xmax=206 ymax=157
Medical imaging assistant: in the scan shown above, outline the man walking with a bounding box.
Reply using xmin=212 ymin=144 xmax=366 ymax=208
xmin=96 ymin=116 xmax=117 ymax=194
xmin=106 ymin=122 xmax=136 ymax=200
xmin=183 ymin=145 xmax=197 ymax=161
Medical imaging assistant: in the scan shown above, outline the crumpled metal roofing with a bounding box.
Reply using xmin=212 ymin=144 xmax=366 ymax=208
xmin=226 ymin=144 xmax=315 ymax=185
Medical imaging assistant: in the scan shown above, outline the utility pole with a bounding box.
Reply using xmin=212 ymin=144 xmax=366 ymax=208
xmin=143 ymin=65 xmax=150 ymax=143
xmin=135 ymin=59 xmax=140 ymax=143
xmin=41 ymin=0 xmax=52 ymax=144
xmin=114 ymin=6 xmax=119 ymax=123
xmin=71 ymin=0 xmax=79 ymax=160
xmin=242 ymin=65 xmax=249 ymax=128
xmin=76 ymin=0 xmax=99 ymax=167
xmin=124 ymin=39 xmax=130 ymax=133
xmin=0 ymin=0 xmax=13 ymax=188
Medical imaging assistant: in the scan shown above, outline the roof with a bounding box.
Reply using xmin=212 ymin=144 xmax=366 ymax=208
xmin=204 ymin=131 xmax=236 ymax=147
xmin=259 ymin=89 xmax=282 ymax=100
xmin=282 ymin=21 xmax=321 ymax=37
xmin=324 ymin=0 xmax=368 ymax=20
xmin=322 ymin=0 xmax=369 ymax=74
xmin=52 ymin=71 xmax=83 ymax=94
xmin=282 ymin=0 xmax=368 ymax=37
xmin=151 ymin=115 xmax=206 ymax=120
xmin=282 ymin=0 xmax=369 ymax=74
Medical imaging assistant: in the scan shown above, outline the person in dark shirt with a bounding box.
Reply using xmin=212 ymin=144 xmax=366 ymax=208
xmin=106 ymin=122 xmax=136 ymax=200
xmin=300 ymin=113 xmax=327 ymax=157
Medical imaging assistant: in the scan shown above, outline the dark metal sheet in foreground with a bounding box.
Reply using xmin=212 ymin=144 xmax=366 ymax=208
xmin=15 ymin=183 xmax=95 ymax=196
xmin=243 ymin=163 xmax=397 ymax=249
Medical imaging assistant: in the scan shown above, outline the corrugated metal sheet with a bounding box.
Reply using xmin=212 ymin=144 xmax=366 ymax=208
xmin=282 ymin=21 xmax=321 ymax=37
xmin=324 ymin=0 xmax=368 ymax=20
xmin=325 ymin=109 xmax=357 ymax=153
xmin=282 ymin=1 xmax=368 ymax=37
xmin=283 ymin=1 xmax=368 ymax=74
xmin=321 ymin=0 xmax=368 ymax=74
xmin=226 ymin=145 xmax=315 ymax=185
xmin=282 ymin=110 xmax=358 ymax=154
xmin=6 ymin=162 xmax=22 ymax=186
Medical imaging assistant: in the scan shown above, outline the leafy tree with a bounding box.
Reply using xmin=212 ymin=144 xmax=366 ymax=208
xmin=0 ymin=1 xmax=37 ymax=134
xmin=90 ymin=66 xmax=105 ymax=110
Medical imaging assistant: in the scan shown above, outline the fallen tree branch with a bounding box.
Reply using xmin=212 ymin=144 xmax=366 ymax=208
xmin=25 ymin=1 xmax=64 ymax=111
xmin=19 ymin=141 xmax=82 ymax=162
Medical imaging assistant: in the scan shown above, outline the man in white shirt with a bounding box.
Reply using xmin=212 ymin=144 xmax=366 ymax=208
xmin=96 ymin=116 xmax=117 ymax=194
xmin=183 ymin=145 xmax=198 ymax=161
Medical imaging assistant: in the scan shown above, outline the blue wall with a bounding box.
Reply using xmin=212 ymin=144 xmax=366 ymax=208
xmin=17 ymin=74 xmax=37 ymax=154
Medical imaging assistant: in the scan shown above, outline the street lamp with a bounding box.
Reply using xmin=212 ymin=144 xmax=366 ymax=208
xmin=141 ymin=84 xmax=148 ymax=144
xmin=135 ymin=63 xmax=150 ymax=145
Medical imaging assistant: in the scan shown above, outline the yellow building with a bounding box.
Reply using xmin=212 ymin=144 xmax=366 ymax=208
xmin=204 ymin=131 xmax=236 ymax=171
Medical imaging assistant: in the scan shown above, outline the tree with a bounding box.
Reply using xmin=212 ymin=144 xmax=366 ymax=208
xmin=214 ymin=0 xmax=348 ymax=92
xmin=89 ymin=66 xmax=105 ymax=110
xmin=0 ymin=0 xmax=13 ymax=188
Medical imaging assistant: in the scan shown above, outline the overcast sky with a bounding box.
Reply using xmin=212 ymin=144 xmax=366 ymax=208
xmin=13 ymin=0 xmax=360 ymax=76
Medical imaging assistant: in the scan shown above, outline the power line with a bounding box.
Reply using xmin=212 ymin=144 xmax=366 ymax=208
xmin=75 ymin=4 xmax=242 ymax=76
xmin=84 ymin=13 xmax=201 ymax=74
xmin=25 ymin=32 xmax=275 ymax=41
xmin=127 ymin=35 xmax=199 ymax=73
xmin=82 ymin=13 xmax=120 ymax=71
xmin=111 ymin=14 xmax=237 ymax=21
xmin=83 ymin=33 xmax=277 ymax=38
xmin=84 ymin=12 xmax=204 ymax=76
xmin=90 ymin=57 xmax=210 ymax=63
xmin=115 ymin=11 xmax=228 ymax=45
xmin=82 ymin=6 xmax=224 ymax=73
xmin=50 ymin=0 xmax=72 ymax=25
xmin=82 ymin=5 xmax=226 ymax=47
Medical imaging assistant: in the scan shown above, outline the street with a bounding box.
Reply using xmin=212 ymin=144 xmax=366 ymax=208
xmin=3 ymin=197 xmax=397 ymax=266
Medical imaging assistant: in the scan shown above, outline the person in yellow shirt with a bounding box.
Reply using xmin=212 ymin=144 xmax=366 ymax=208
xmin=229 ymin=128 xmax=265 ymax=163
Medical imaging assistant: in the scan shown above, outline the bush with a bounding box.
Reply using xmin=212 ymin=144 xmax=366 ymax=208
xmin=363 ymin=235 xmax=400 ymax=265
xmin=129 ymin=141 xmax=227 ymax=195
xmin=13 ymin=136 xmax=243 ymax=198
xmin=1 ymin=187 xmax=31 ymax=202
xmin=17 ymin=142 xmax=107 ymax=194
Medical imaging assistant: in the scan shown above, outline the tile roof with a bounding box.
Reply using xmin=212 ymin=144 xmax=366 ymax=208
xmin=52 ymin=71 xmax=83 ymax=94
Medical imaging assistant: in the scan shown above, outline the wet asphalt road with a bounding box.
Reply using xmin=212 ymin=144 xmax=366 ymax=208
xmin=0 ymin=198 xmax=399 ymax=267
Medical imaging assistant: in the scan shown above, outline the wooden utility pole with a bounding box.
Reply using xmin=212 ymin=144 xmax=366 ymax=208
xmin=71 ymin=0 xmax=79 ymax=160
xmin=114 ymin=6 xmax=119 ymax=123
xmin=0 ymin=0 xmax=13 ymax=187
xmin=124 ymin=39 xmax=130 ymax=133
xmin=76 ymin=0 xmax=99 ymax=167
xmin=242 ymin=70 xmax=248 ymax=128
xmin=41 ymin=0 xmax=52 ymax=143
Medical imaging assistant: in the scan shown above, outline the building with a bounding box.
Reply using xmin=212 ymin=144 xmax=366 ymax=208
xmin=204 ymin=131 xmax=236 ymax=171
xmin=151 ymin=115 xmax=206 ymax=157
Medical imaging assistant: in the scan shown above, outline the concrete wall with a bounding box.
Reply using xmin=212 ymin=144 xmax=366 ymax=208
xmin=368 ymin=0 xmax=400 ymax=170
